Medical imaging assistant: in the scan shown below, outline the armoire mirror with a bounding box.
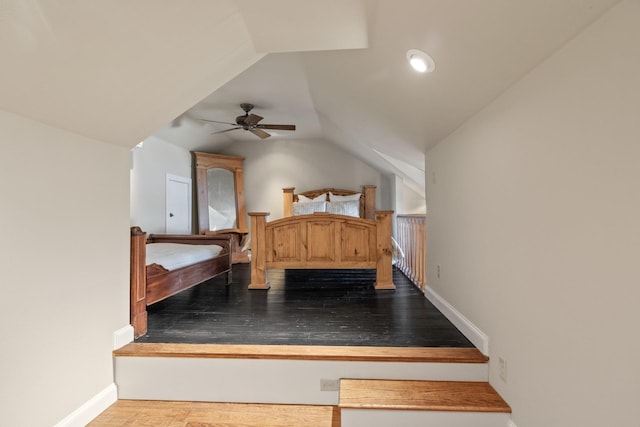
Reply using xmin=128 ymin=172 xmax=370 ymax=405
xmin=206 ymin=167 xmax=237 ymax=231
xmin=193 ymin=152 xmax=248 ymax=263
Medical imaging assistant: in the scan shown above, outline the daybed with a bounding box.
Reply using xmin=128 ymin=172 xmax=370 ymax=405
xmin=130 ymin=226 xmax=232 ymax=337
xmin=248 ymin=185 xmax=395 ymax=291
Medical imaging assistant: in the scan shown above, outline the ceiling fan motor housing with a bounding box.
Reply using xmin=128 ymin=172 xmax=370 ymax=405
xmin=236 ymin=115 xmax=248 ymax=126
xmin=240 ymin=103 xmax=254 ymax=113
xmin=236 ymin=103 xmax=255 ymax=127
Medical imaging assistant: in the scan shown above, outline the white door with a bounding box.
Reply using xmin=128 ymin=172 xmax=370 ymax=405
xmin=166 ymin=174 xmax=191 ymax=234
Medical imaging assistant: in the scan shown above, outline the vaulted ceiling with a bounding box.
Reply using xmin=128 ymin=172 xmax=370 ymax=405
xmin=1 ymin=0 xmax=620 ymax=190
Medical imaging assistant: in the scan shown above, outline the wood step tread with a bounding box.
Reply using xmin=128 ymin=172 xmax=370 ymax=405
xmin=339 ymin=379 xmax=511 ymax=413
xmin=88 ymin=400 xmax=340 ymax=427
xmin=114 ymin=343 xmax=488 ymax=363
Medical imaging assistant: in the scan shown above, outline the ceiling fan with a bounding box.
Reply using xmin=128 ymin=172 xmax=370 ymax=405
xmin=199 ymin=103 xmax=296 ymax=139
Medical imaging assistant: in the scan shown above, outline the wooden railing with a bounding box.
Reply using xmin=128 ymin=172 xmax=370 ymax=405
xmin=395 ymin=214 xmax=426 ymax=291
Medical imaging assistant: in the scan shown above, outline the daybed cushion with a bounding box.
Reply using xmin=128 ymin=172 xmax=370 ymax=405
xmin=146 ymin=243 xmax=223 ymax=271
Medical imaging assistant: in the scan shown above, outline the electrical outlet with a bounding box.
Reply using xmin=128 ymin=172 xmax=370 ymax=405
xmin=499 ymin=357 xmax=507 ymax=383
xmin=320 ymin=379 xmax=339 ymax=391
xmin=437 ymin=265 xmax=441 ymax=279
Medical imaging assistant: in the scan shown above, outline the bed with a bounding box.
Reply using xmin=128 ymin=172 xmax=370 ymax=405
xmin=282 ymin=185 xmax=377 ymax=219
xmin=130 ymin=226 xmax=232 ymax=337
xmin=248 ymin=185 xmax=396 ymax=291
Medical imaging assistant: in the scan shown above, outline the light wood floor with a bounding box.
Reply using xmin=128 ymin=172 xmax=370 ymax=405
xmin=90 ymin=377 xmax=510 ymax=426
xmin=114 ymin=343 xmax=488 ymax=363
xmin=88 ymin=400 xmax=340 ymax=427
xmin=340 ymin=379 xmax=511 ymax=412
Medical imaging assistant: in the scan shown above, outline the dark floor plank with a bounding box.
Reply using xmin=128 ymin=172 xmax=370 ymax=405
xmin=135 ymin=264 xmax=473 ymax=348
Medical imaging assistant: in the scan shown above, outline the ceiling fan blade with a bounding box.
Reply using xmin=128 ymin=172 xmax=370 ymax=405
xmin=245 ymin=114 xmax=263 ymax=126
xmin=251 ymin=129 xmax=271 ymax=139
xmin=211 ymin=127 xmax=241 ymax=135
xmin=200 ymin=118 xmax=238 ymax=126
xmin=256 ymin=124 xmax=296 ymax=131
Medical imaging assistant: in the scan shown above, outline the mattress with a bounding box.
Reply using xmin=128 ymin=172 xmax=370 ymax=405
xmin=146 ymin=243 xmax=223 ymax=271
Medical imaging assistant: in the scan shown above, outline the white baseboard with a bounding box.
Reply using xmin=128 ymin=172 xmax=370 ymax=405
xmin=423 ymin=285 xmax=489 ymax=356
xmin=53 ymin=383 xmax=117 ymax=427
xmin=113 ymin=324 xmax=134 ymax=350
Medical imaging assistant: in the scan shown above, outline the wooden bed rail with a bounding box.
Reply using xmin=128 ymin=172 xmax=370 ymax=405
xmin=130 ymin=226 xmax=233 ymax=338
xmin=130 ymin=226 xmax=148 ymax=337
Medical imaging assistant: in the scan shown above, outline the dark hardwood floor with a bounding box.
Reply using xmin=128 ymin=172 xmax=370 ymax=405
xmin=135 ymin=264 xmax=473 ymax=348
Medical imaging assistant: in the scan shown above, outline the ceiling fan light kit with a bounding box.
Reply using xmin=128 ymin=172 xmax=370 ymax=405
xmin=406 ymin=48 xmax=435 ymax=73
xmin=199 ymin=103 xmax=296 ymax=139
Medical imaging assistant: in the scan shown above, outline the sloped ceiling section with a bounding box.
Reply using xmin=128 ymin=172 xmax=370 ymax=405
xmin=158 ymin=0 xmax=619 ymax=192
xmin=237 ymin=0 xmax=370 ymax=53
xmin=0 ymin=1 xmax=265 ymax=148
xmin=299 ymin=0 xmax=621 ymax=173
xmin=1 ymin=0 xmax=620 ymax=181
xmin=0 ymin=0 xmax=369 ymax=148
xmin=154 ymin=53 xmax=324 ymax=152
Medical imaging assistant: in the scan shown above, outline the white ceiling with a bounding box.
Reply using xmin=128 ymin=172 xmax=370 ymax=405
xmin=1 ymin=0 xmax=620 ymax=189
xmin=153 ymin=0 xmax=620 ymax=189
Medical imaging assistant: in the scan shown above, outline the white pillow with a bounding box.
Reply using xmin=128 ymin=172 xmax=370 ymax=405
xmin=329 ymin=192 xmax=361 ymax=202
xmin=326 ymin=200 xmax=360 ymax=217
xmin=297 ymin=193 xmax=326 ymax=203
xmin=292 ymin=200 xmax=326 ymax=216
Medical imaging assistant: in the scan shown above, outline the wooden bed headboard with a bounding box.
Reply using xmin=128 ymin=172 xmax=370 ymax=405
xmin=282 ymin=185 xmax=376 ymax=219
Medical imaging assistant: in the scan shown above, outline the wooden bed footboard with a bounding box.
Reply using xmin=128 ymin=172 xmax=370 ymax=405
xmin=248 ymin=211 xmax=395 ymax=290
xmin=130 ymin=226 xmax=232 ymax=338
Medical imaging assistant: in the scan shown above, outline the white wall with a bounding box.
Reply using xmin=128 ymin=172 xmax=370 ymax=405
xmin=425 ymin=2 xmax=640 ymax=426
xmin=223 ymin=138 xmax=387 ymax=220
xmin=130 ymin=136 xmax=193 ymax=234
xmin=0 ymin=110 xmax=131 ymax=426
xmin=400 ymin=183 xmax=426 ymax=215
xmin=133 ymin=137 xmax=388 ymax=231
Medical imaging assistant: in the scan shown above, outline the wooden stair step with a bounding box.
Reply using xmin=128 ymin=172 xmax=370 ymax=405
xmin=88 ymin=400 xmax=340 ymax=427
xmin=339 ymin=379 xmax=511 ymax=413
xmin=114 ymin=343 xmax=488 ymax=364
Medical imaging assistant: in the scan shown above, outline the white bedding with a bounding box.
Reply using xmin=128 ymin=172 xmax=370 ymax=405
xmin=292 ymin=200 xmax=326 ymax=216
xmin=326 ymin=200 xmax=360 ymax=217
xmin=146 ymin=243 xmax=223 ymax=271
xmin=292 ymin=199 xmax=360 ymax=217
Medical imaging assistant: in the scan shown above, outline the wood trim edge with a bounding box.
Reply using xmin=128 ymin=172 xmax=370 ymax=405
xmin=114 ymin=343 xmax=488 ymax=363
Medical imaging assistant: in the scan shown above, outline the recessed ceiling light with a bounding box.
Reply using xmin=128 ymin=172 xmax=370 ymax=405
xmin=406 ymin=49 xmax=435 ymax=73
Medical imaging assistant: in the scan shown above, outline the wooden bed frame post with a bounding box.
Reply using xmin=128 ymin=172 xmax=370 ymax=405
xmin=248 ymin=212 xmax=271 ymax=289
xmin=374 ymin=211 xmax=396 ymax=290
xmin=130 ymin=226 xmax=148 ymax=338
xmin=282 ymin=187 xmax=295 ymax=217
xmin=363 ymin=185 xmax=376 ymax=220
